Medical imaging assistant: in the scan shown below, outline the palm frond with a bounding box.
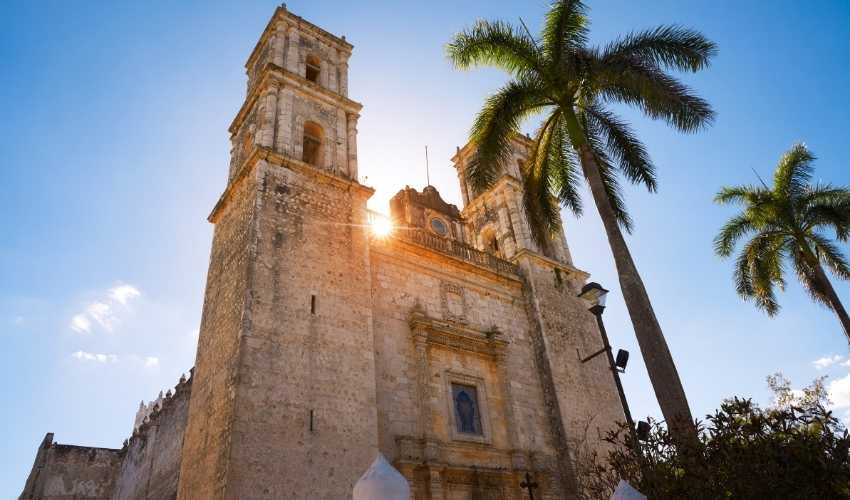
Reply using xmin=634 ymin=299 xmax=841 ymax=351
xmin=714 ymin=214 xmax=758 ymax=258
xmin=592 ymin=56 xmax=714 ymax=133
xmin=541 ymin=0 xmax=588 ymax=67
xmin=773 ymin=143 xmax=815 ymax=200
xmin=714 ymin=185 xmax=769 ymax=206
xmin=601 ymin=25 xmax=717 ymax=72
xmin=801 ymin=184 xmax=850 ymax=241
xmin=467 ymin=77 xmax=551 ymax=192
xmin=791 ymin=246 xmax=831 ymax=307
xmin=810 ymin=232 xmax=850 ymax=281
xmin=584 ymin=104 xmax=657 ymax=192
xmin=447 ymin=19 xmax=544 ymax=76
xmin=738 ymin=232 xmax=786 ymax=315
xmin=523 ymin=111 xmax=567 ymax=248
xmin=551 ymin=123 xmax=583 ymax=216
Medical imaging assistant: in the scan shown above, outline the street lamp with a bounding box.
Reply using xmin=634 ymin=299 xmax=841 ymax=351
xmin=578 ymin=282 xmax=641 ymax=451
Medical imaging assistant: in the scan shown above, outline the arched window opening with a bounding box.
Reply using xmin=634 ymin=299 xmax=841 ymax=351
xmin=302 ymin=121 xmax=323 ymax=166
xmin=481 ymin=227 xmax=501 ymax=257
xmin=305 ymin=55 xmax=321 ymax=83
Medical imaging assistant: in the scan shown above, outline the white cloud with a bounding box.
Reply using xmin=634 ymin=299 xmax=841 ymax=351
xmin=86 ymin=301 xmax=116 ymax=331
xmin=829 ymin=373 xmax=850 ymax=409
xmin=71 ymin=350 xmax=118 ymax=363
xmin=143 ymin=356 xmax=160 ymax=368
xmin=68 ymin=283 xmax=141 ymax=334
xmin=13 ymin=316 xmax=24 ymax=326
xmin=70 ymin=314 xmax=92 ymax=334
xmin=813 ymin=354 xmax=844 ymax=370
xmin=109 ymin=285 xmax=140 ymax=305
xmin=841 ymin=360 xmax=850 ymax=368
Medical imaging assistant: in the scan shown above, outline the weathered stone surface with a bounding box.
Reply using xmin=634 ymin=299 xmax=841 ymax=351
xmin=19 ymin=435 xmax=121 ymax=500
xmin=112 ymin=375 xmax=192 ymax=500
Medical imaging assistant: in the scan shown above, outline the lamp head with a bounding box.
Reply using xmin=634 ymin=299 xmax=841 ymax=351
xmin=636 ymin=420 xmax=651 ymax=441
xmin=615 ymin=349 xmax=629 ymax=371
xmin=578 ymin=282 xmax=609 ymax=309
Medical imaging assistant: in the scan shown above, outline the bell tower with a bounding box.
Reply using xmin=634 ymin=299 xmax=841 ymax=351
xmin=177 ymin=6 xmax=378 ymax=499
xmin=452 ymin=136 xmax=573 ymax=264
xmin=227 ymin=4 xmax=360 ymax=184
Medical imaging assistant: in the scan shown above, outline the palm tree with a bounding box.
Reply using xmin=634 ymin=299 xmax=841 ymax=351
xmin=447 ymin=0 xmax=715 ymax=437
xmin=715 ymin=144 xmax=850 ymax=343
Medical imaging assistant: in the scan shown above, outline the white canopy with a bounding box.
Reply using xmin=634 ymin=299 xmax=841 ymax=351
xmin=611 ymin=480 xmax=647 ymax=500
xmin=353 ymin=454 xmax=410 ymax=500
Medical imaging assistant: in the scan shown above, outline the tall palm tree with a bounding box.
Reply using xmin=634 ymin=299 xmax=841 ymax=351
xmin=715 ymin=144 xmax=850 ymax=343
xmin=447 ymin=0 xmax=715 ymax=437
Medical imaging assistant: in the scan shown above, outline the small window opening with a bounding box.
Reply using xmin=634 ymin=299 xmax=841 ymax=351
xmin=305 ymin=55 xmax=320 ymax=83
xmin=302 ymin=121 xmax=323 ymax=166
xmin=310 ymin=294 xmax=316 ymax=314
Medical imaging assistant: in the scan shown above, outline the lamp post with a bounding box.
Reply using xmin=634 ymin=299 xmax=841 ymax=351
xmin=578 ymin=283 xmax=641 ymax=451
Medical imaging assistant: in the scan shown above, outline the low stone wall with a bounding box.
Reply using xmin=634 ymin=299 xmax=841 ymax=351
xmin=19 ymin=434 xmax=122 ymax=500
xmin=20 ymin=373 xmax=192 ymax=500
xmin=111 ymin=374 xmax=192 ymax=500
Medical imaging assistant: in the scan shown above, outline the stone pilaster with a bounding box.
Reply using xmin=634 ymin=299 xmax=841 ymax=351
xmin=286 ymin=28 xmax=300 ymax=75
xmin=347 ymin=112 xmax=359 ymax=180
xmin=258 ymin=87 xmax=279 ymax=148
xmin=274 ymin=88 xmax=294 ymax=157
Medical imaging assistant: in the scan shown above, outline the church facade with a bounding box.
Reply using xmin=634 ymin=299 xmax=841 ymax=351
xmin=21 ymin=6 xmax=624 ymax=500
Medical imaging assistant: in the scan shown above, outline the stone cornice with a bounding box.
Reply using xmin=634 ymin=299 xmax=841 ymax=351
xmin=229 ymin=63 xmax=362 ymax=135
xmin=245 ymin=6 xmax=353 ymax=71
xmin=370 ymin=237 xmax=523 ymax=290
xmin=450 ymin=133 xmax=534 ymax=165
xmin=208 ymin=146 xmax=373 ymax=223
xmin=409 ymin=308 xmax=508 ymax=358
xmin=512 ymin=248 xmax=590 ymax=281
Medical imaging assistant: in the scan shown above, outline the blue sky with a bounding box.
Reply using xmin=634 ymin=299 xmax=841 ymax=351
xmin=1 ymin=0 xmax=849 ymax=495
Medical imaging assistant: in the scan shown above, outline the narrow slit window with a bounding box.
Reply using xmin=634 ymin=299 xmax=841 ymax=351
xmin=310 ymin=295 xmax=316 ymax=314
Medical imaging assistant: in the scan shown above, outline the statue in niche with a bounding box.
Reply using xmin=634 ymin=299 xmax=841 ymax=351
xmin=452 ymin=384 xmax=482 ymax=435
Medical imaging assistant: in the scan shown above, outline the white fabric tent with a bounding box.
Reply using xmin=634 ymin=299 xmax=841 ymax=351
xmin=353 ymin=454 xmax=411 ymax=500
xmin=611 ymin=480 xmax=647 ymax=500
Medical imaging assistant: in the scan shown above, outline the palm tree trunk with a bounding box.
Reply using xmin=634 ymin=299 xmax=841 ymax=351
xmin=577 ymin=144 xmax=695 ymax=438
xmin=805 ymin=251 xmax=850 ymax=345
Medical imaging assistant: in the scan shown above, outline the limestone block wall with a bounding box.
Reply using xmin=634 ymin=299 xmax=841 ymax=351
xmin=19 ymin=434 xmax=122 ymax=500
xmin=111 ymin=376 xmax=192 ymax=500
xmin=196 ymin=157 xmax=379 ymax=499
xmin=176 ymin=163 xmax=260 ymax=500
xmin=517 ymin=255 xmax=624 ymax=471
xmin=369 ymin=241 xmax=559 ymax=476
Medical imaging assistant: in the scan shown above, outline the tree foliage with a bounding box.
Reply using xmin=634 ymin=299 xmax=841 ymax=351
xmin=714 ymin=143 xmax=850 ymax=315
xmin=578 ymin=375 xmax=850 ymax=499
xmin=446 ymin=0 xmax=716 ymax=245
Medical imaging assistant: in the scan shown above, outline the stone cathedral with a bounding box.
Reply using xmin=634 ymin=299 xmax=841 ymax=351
xmin=20 ymin=6 xmax=624 ymax=500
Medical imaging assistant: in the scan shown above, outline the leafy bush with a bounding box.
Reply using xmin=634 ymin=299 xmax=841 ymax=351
xmin=579 ymin=374 xmax=850 ymax=499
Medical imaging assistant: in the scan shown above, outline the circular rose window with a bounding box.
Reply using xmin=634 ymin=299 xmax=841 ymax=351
xmin=430 ymin=217 xmax=448 ymax=236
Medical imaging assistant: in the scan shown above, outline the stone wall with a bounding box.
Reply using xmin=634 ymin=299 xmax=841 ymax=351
xmin=111 ymin=375 xmax=192 ymax=500
xmin=219 ymin=156 xmax=378 ymax=498
xmin=176 ymin=156 xmax=259 ymax=500
xmin=370 ymin=237 xmax=563 ymax=499
xmin=19 ymin=434 xmax=121 ymax=500
xmin=20 ymin=374 xmax=193 ymax=500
